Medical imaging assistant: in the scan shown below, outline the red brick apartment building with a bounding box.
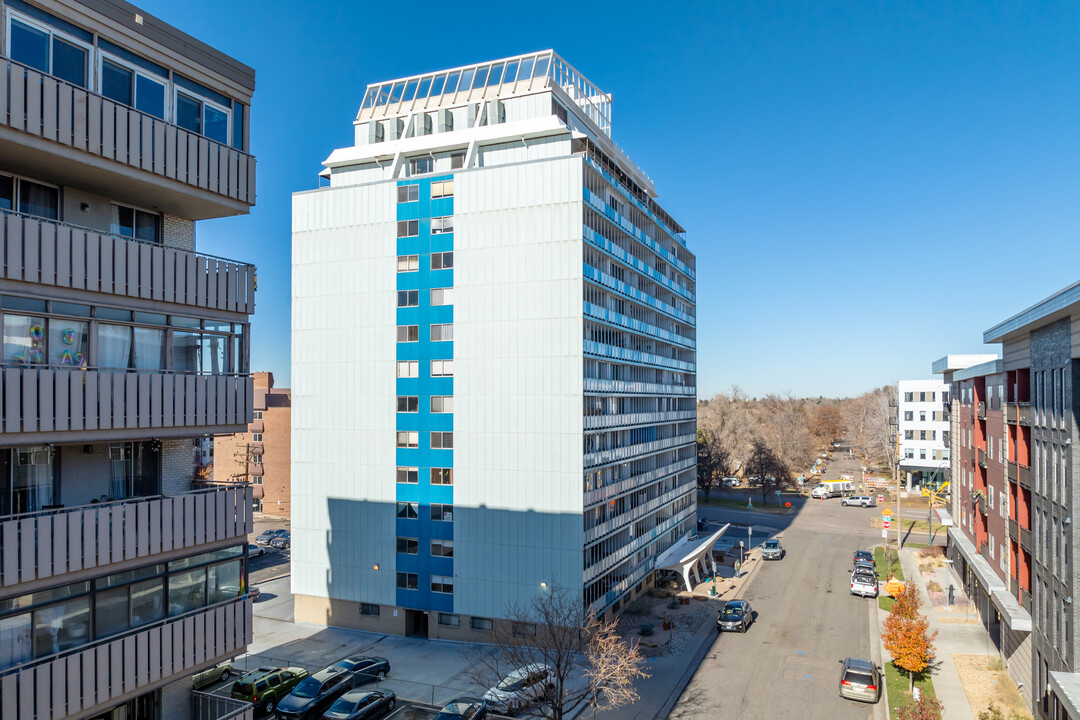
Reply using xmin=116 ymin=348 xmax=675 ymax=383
xmin=936 ymin=279 xmax=1080 ymax=719
xmin=214 ymin=372 xmax=291 ymax=517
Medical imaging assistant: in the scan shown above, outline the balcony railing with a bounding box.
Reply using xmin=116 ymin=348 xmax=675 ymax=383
xmin=1 ymin=57 xmax=255 ymax=206
xmin=1019 ymin=526 xmax=1032 ymax=551
xmin=2 ymin=211 xmax=256 ymax=314
xmin=1009 ymin=518 xmax=1018 ymax=538
xmin=0 ymin=485 xmax=252 ymax=587
xmin=977 ymin=402 xmax=986 ymax=420
xmin=193 ymin=691 xmax=254 ymax=720
xmin=584 ymin=409 xmax=697 ymax=431
xmin=0 ymin=366 xmax=253 ymax=438
xmin=1006 ymin=403 xmax=1032 ymax=425
xmin=977 ymin=449 xmax=987 ymax=468
xmin=1008 ymin=462 xmax=1032 ymax=490
xmin=0 ymin=595 xmax=252 ymax=720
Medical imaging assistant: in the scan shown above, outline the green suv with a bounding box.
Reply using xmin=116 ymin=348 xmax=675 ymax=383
xmin=231 ymin=666 xmax=310 ymax=715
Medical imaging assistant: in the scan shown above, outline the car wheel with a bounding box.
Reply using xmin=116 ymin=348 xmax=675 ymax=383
xmin=388 ymin=699 xmax=396 ymax=711
xmin=263 ymin=699 xmax=274 ymax=715
xmin=377 ymin=671 xmax=386 ymax=681
xmin=220 ymin=669 xmax=231 ymax=682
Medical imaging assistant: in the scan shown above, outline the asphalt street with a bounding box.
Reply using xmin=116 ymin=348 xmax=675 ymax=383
xmin=671 ymin=445 xmax=888 ymax=720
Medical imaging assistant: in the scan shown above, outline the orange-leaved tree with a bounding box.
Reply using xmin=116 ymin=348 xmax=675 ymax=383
xmin=882 ymin=581 xmax=937 ymax=691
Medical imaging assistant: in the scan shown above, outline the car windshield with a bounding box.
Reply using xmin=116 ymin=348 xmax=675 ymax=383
xmin=765 ymin=541 xmax=779 ymax=548
xmin=328 ymin=698 xmax=357 ymax=713
xmin=495 ymin=677 xmax=526 ymax=692
xmin=292 ymin=677 xmax=321 ymax=698
xmin=721 ymin=606 xmax=743 ymax=618
xmin=234 ymin=682 xmax=253 ymax=695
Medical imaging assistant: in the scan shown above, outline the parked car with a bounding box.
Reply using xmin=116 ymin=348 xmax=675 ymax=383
xmin=483 ymin=664 xmax=555 ymax=713
xmin=278 ymin=666 xmax=355 ymax=719
xmin=721 ymin=477 xmax=740 ymax=489
xmin=192 ymin=661 xmax=233 ymax=690
xmin=271 ymin=532 xmax=292 ymax=550
xmin=850 ymin=570 xmax=879 ymax=598
xmin=853 ymin=550 xmax=874 ymax=565
xmin=255 ymin=529 xmax=287 ymax=546
xmin=853 ymin=559 xmax=875 ymax=575
xmin=231 ymin=666 xmax=310 ymax=715
xmin=839 ymin=657 xmax=881 ymax=703
xmin=321 ymin=689 xmax=396 ymax=720
xmin=249 ymin=543 xmax=265 ymax=557
xmin=716 ymin=599 xmax=753 ymax=633
xmin=335 ymin=656 xmax=390 ymax=684
xmin=433 ymin=696 xmax=488 ymax=720
xmin=761 ymin=538 xmax=784 ymax=561
xmin=842 ymin=495 xmax=875 ymax=508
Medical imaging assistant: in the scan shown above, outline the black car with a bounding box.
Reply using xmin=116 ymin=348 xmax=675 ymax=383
xmin=716 ymin=599 xmax=753 ymax=633
xmin=271 ymin=532 xmax=292 ymax=549
xmin=278 ymin=666 xmax=354 ymax=719
xmin=434 ymin=696 xmax=488 ymax=720
xmin=321 ymin=690 xmax=396 ymax=720
xmin=335 ymin=656 xmax=390 ymax=684
xmin=853 ymin=550 xmax=874 ymax=565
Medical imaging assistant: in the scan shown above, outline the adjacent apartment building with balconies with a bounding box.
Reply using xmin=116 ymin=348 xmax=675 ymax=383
xmin=292 ymin=51 xmax=697 ymax=638
xmin=0 ymin=1 xmax=257 ymax=718
xmin=938 ymin=279 xmax=1080 ymax=719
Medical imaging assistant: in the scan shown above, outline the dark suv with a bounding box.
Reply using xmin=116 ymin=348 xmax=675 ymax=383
xmin=230 ymin=666 xmax=309 ymax=715
xmin=277 ymin=666 xmax=354 ymax=719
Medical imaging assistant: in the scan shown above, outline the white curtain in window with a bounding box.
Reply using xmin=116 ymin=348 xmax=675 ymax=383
xmin=13 ymin=447 xmax=52 ymax=513
xmin=98 ymin=324 xmax=131 ymax=368
xmin=3 ymin=314 xmax=46 ymax=364
xmin=133 ymin=328 xmax=165 ymax=369
xmin=109 ymin=445 xmax=130 ymax=500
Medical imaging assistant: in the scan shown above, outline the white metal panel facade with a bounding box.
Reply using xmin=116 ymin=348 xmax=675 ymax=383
xmin=291 ymin=184 xmax=399 ymax=605
xmin=452 ymin=156 xmax=586 ymax=617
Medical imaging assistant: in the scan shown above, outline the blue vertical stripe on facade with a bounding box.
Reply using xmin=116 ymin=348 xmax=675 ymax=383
xmin=395 ymin=175 xmax=453 ymax=613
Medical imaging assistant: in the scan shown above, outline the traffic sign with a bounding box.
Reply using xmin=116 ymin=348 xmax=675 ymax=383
xmin=883 ymin=518 xmax=891 ymax=530
xmin=881 ymin=507 xmax=893 ymax=516
xmin=877 ymin=494 xmax=884 ymax=505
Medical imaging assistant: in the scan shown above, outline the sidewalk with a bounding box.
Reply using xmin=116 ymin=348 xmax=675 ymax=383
xmin=595 ymin=545 xmax=769 ymax=720
xmin=884 ymin=547 xmax=988 ymax=720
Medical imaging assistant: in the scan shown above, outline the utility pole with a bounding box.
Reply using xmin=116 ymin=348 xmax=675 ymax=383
xmin=890 ymin=393 xmax=902 ymax=550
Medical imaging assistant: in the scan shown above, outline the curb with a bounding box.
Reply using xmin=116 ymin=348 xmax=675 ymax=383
xmin=648 ymin=549 xmax=766 ymax=720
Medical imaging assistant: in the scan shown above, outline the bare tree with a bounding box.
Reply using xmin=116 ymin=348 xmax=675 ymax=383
xmin=462 ymin=585 xmax=648 ymax=719
xmin=847 ymin=385 xmax=897 ymax=472
xmin=697 ymin=429 xmax=734 ymax=500
xmin=743 ymin=439 xmax=793 ymax=504
xmin=757 ymin=393 xmax=816 ymax=476
xmin=810 ymin=404 xmax=846 ymax=445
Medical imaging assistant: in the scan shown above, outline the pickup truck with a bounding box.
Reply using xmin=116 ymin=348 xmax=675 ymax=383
xmin=761 ymin=538 xmax=784 ymax=560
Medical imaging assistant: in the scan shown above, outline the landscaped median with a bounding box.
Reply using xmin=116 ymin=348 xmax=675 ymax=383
xmin=879 ymin=565 xmax=942 ymax=718
xmin=884 ymin=660 xmax=940 ymax=718
xmin=875 ymin=546 xmax=905 ymax=612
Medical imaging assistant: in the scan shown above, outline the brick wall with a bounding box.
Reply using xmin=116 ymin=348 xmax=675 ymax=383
xmin=159 ymin=674 xmax=193 ymax=720
xmin=161 ymin=438 xmax=195 ymax=495
xmin=163 ymin=213 xmax=195 ymax=252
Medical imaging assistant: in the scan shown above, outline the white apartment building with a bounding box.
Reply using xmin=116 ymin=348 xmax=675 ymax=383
xmin=898 ymin=379 xmax=951 ymax=490
xmin=291 ymin=51 xmax=698 ymax=638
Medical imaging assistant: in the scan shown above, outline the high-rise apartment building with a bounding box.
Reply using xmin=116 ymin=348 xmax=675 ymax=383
xmin=292 ymin=51 xmax=697 ymax=638
xmin=937 ymin=279 xmax=1080 ymax=719
xmin=898 ymin=378 xmax=951 ymax=490
xmin=0 ymin=0 xmax=257 ymax=717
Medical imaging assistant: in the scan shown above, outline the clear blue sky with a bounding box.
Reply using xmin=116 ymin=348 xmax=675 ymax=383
xmin=140 ymin=0 xmax=1080 ymax=399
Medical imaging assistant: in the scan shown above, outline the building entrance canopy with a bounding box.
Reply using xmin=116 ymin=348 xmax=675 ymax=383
xmin=655 ymin=524 xmax=730 ymax=591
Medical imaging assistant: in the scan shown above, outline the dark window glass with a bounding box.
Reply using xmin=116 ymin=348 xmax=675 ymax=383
xmin=134 ymin=210 xmax=158 ymax=243
xmin=0 ymin=175 xmax=13 ymax=211
xmin=51 ymin=37 xmax=86 ymax=87
xmin=96 ymin=307 xmax=132 ymax=322
xmin=176 ymin=93 xmax=202 ymax=134
xmin=95 ymin=586 xmax=130 ymax=636
xmin=204 ymin=104 xmax=228 ymax=144
xmin=10 ymin=20 xmax=49 ymax=73
xmin=113 ymin=205 xmax=134 ymax=237
xmin=135 ymin=75 xmax=166 ymax=119
xmin=52 ymin=302 xmax=91 ymax=317
xmin=101 ymin=59 xmax=133 ymax=106
xmin=17 ymin=180 xmax=58 ymax=220
xmin=232 ymin=102 xmax=245 ymax=150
